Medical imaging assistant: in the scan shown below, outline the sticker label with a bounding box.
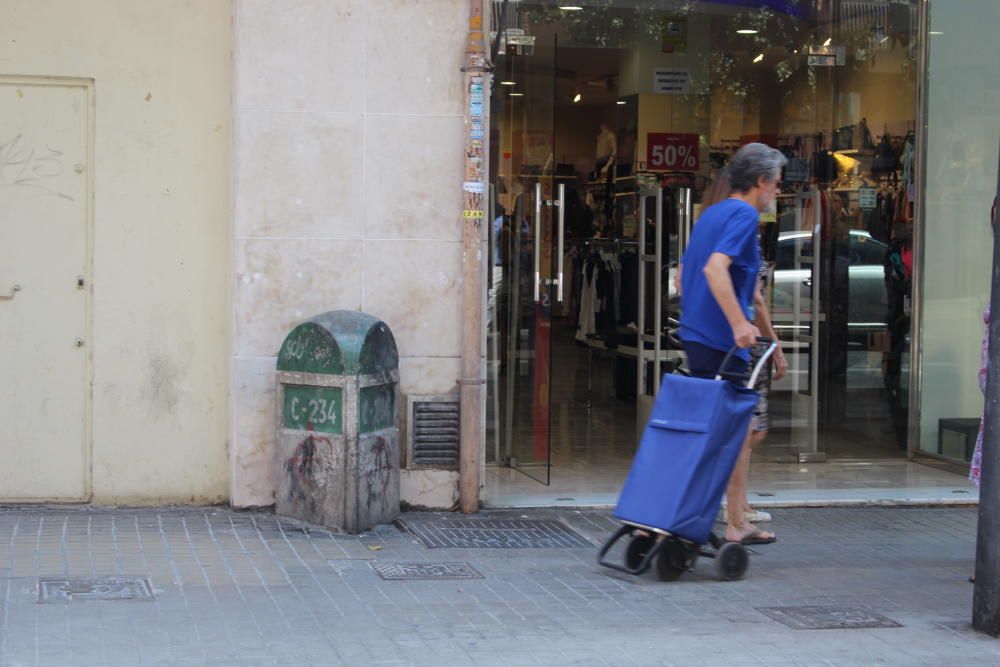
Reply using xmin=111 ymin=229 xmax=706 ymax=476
xmin=859 ymin=186 xmax=877 ymax=210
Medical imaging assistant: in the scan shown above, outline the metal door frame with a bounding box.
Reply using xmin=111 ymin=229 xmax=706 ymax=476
xmin=636 ymin=186 xmax=692 ymax=433
xmin=792 ymin=190 xmax=823 ymax=462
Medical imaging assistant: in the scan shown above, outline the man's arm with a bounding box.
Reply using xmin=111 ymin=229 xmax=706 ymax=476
xmin=703 ymin=252 xmax=759 ymax=348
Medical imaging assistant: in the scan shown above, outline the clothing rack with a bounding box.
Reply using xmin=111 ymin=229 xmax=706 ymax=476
xmin=578 ymin=238 xmax=638 ymax=248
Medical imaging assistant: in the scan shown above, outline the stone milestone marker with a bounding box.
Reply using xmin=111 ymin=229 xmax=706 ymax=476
xmin=275 ymin=311 xmax=400 ymax=533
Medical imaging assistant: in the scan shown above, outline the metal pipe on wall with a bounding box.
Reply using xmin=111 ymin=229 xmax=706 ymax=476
xmin=459 ymin=0 xmax=488 ymax=513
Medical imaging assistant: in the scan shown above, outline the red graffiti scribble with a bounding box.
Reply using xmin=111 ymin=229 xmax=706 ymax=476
xmin=365 ymin=437 xmax=393 ymax=502
xmin=285 ymin=434 xmax=333 ymax=502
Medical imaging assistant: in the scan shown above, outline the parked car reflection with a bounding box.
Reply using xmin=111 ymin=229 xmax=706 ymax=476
xmin=770 ymin=229 xmax=890 ymax=393
xmin=771 ymin=229 xmax=889 ymax=335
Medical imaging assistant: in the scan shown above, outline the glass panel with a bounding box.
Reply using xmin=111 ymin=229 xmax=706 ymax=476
xmin=815 ymin=2 xmax=918 ymax=460
xmin=917 ymin=2 xmax=1000 ymax=464
xmin=765 ymin=192 xmax=819 ymax=461
xmin=488 ymin=31 xmax=557 ymax=484
xmin=484 ymin=0 xmax=923 ymax=500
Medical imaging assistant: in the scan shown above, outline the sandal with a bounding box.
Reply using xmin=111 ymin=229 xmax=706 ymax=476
xmin=727 ymin=528 xmax=776 ymax=546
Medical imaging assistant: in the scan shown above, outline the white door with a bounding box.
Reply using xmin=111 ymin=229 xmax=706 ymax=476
xmin=0 ymin=79 xmax=91 ymax=500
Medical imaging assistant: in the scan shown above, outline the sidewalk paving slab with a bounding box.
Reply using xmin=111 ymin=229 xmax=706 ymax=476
xmin=0 ymin=506 xmax=997 ymax=666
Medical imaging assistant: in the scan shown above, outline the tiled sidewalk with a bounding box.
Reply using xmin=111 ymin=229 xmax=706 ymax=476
xmin=0 ymin=506 xmax=995 ymax=666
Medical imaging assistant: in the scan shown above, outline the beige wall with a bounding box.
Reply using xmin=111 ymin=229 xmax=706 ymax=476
xmin=0 ymin=1 xmax=234 ymax=503
xmin=232 ymin=0 xmax=469 ymax=508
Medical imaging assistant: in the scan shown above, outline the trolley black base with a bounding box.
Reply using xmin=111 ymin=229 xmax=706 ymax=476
xmin=597 ymin=523 xmax=750 ymax=582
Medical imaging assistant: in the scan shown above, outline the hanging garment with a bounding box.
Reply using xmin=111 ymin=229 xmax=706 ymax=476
xmin=902 ymin=137 xmax=915 ymax=188
xmin=576 ymin=260 xmax=598 ymax=342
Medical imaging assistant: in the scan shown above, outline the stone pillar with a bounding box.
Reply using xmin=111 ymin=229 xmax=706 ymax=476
xmin=231 ymin=0 xmax=470 ymax=509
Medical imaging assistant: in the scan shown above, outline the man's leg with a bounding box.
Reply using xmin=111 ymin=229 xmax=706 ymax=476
xmin=725 ymin=426 xmax=775 ymax=543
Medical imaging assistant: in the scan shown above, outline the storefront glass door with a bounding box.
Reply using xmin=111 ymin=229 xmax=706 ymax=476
xmin=491 ymin=32 xmax=559 ymax=484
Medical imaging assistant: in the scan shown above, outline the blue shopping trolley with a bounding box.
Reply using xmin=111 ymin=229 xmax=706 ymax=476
xmin=597 ymin=339 xmax=777 ymax=582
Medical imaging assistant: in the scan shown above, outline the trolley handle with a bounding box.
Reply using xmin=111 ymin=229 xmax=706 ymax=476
xmin=715 ymin=337 xmax=778 ymax=388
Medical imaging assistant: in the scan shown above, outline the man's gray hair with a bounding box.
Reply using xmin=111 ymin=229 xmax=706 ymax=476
xmin=728 ymin=143 xmax=787 ymax=193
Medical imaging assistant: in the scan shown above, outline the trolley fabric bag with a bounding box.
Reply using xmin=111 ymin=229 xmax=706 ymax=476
xmin=614 ymin=371 xmax=758 ymax=545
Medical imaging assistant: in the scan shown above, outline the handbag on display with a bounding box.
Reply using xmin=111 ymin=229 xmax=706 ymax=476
xmin=812 ymin=132 xmax=836 ymax=182
xmin=784 ymin=157 xmax=809 ymax=183
xmin=872 ymin=130 xmax=901 ymax=176
xmin=860 ymin=118 xmax=875 ymax=150
xmin=832 ymin=124 xmax=856 ymax=151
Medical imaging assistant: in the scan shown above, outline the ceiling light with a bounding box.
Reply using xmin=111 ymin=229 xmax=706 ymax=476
xmin=559 ymin=5 xmax=583 ymax=10
xmin=737 ymin=29 xmax=758 ymax=35
xmin=500 ymin=81 xmax=516 ymax=86
xmin=929 ymin=31 xmax=944 ymax=35
xmin=509 ymin=92 xmax=524 ymax=97
xmin=617 ymin=100 xmax=626 ymax=105
xmin=753 ymin=53 xmax=764 ymax=63
xmin=823 ymin=37 xmax=832 ymax=47
xmin=573 ymin=93 xmax=582 ymax=103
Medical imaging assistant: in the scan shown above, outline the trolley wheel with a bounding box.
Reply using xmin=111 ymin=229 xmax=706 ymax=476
xmin=624 ymin=533 xmax=656 ymax=571
xmin=714 ymin=542 xmax=749 ymax=581
xmin=655 ymin=538 xmax=691 ymax=582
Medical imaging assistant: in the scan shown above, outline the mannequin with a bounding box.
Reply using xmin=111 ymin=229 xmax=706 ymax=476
xmin=593 ymin=123 xmax=617 ymax=180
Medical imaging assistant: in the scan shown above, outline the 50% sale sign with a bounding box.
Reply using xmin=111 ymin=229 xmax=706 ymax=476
xmin=646 ymin=133 xmax=699 ymax=172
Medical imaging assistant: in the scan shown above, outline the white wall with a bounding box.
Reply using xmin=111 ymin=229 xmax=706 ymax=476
xmin=918 ymin=2 xmax=1000 ymax=458
xmin=232 ymin=0 xmax=469 ymax=508
xmin=0 ymin=1 xmax=234 ymax=502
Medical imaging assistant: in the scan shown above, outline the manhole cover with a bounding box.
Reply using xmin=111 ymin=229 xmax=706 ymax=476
xmin=756 ymin=605 xmax=901 ymax=630
xmin=370 ymin=561 xmax=484 ymax=580
xmin=38 ymin=577 xmax=154 ymax=603
xmin=396 ymin=517 xmax=592 ymax=549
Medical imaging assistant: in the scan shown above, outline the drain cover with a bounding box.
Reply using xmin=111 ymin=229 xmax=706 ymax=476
xmin=370 ymin=561 xmax=483 ymax=580
xmin=38 ymin=577 xmax=154 ymax=603
xmin=756 ymin=605 xmax=901 ymax=630
xmin=396 ymin=517 xmax=592 ymax=549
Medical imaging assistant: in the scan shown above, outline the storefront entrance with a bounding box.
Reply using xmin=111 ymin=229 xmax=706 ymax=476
xmin=484 ymin=0 xmax=952 ymax=505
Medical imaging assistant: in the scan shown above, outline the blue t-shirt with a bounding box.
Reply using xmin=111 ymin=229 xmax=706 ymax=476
xmin=679 ymin=198 xmax=761 ymax=360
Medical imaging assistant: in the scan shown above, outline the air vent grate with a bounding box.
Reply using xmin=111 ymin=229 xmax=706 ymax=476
xmin=409 ymin=398 xmax=460 ymax=468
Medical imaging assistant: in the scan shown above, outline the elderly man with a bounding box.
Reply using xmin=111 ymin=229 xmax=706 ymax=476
xmin=679 ymin=142 xmax=787 ymax=545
